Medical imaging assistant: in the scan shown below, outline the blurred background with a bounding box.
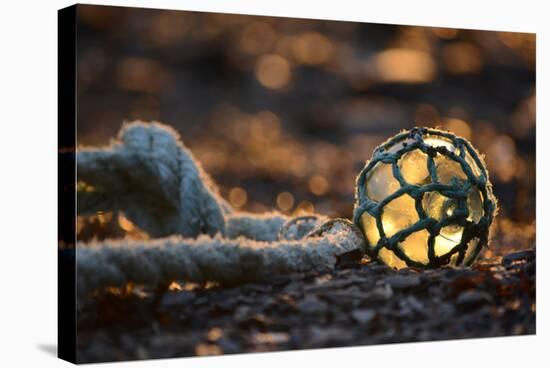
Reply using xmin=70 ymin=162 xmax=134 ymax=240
xmin=76 ymin=5 xmax=535 ymax=255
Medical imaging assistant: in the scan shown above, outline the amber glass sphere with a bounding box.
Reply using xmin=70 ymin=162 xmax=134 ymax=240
xmin=353 ymin=127 xmax=497 ymax=269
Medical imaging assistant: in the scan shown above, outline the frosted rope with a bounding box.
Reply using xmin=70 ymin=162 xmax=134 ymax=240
xmin=77 ymin=121 xmax=230 ymax=238
xmin=77 ymin=219 xmax=364 ymax=297
xmin=76 ymin=122 xmax=366 ymax=298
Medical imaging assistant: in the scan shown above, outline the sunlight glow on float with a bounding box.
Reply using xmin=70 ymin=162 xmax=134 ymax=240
xmin=353 ymin=127 xmax=497 ymax=269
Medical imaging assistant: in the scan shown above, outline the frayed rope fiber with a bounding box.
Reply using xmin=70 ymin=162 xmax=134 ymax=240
xmin=76 ymin=122 xmax=366 ymax=297
xmin=77 ymin=122 xmax=231 ymax=238
xmin=77 ymin=219 xmax=364 ymax=297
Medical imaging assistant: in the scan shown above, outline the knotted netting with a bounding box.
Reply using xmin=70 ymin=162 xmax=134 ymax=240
xmin=353 ymin=127 xmax=497 ymax=269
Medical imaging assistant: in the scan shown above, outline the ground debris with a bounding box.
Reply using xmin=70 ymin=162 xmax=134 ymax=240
xmin=76 ymin=248 xmax=536 ymax=363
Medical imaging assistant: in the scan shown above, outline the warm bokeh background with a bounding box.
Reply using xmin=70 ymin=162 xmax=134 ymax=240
xmin=76 ymin=5 xmax=535 ymax=254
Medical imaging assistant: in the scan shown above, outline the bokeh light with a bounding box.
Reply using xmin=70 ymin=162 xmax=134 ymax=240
xmin=229 ymin=187 xmax=248 ymax=208
xmin=442 ymin=42 xmax=483 ymax=74
xmin=255 ymin=54 xmax=291 ymax=90
xmin=76 ymin=6 xmax=535 ymax=259
xmin=291 ymin=31 xmax=334 ymax=65
xmin=276 ymin=192 xmax=295 ymax=212
xmin=373 ymin=48 xmax=436 ymax=83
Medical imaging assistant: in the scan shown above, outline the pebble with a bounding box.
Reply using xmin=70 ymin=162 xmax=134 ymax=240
xmin=233 ymin=305 xmax=252 ymax=322
xmin=351 ymin=309 xmax=376 ymax=325
xmin=160 ymin=291 xmax=195 ymax=308
xmin=385 ymin=275 xmax=421 ymax=289
xmin=457 ymin=290 xmax=494 ymax=308
xmin=217 ymin=338 xmax=242 ymax=353
xmin=298 ymin=296 xmax=328 ymax=315
xmin=365 ymin=284 xmax=393 ymax=301
xmin=406 ymin=296 xmax=424 ymax=314
xmin=318 ymin=285 xmax=364 ymax=301
xmin=308 ymin=326 xmax=351 ymax=345
xmin=304 ymin=279 xmax=355 ymax=293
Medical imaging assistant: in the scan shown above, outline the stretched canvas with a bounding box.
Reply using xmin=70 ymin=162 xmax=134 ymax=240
xmin=58 ymin=3 xmax=536 ymax=364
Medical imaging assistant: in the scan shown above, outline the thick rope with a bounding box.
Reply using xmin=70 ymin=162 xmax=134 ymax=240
xmin=76 ymin=122 xmax=366 ymax=299
xmin=77 ymin=219 xmax=363 ymax=297
xmin=77 ymin=121 xmax=231 ymax=238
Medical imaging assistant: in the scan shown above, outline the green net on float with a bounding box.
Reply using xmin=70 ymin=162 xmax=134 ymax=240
xmin=352 ymin=127 xmax=497 ymax=269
